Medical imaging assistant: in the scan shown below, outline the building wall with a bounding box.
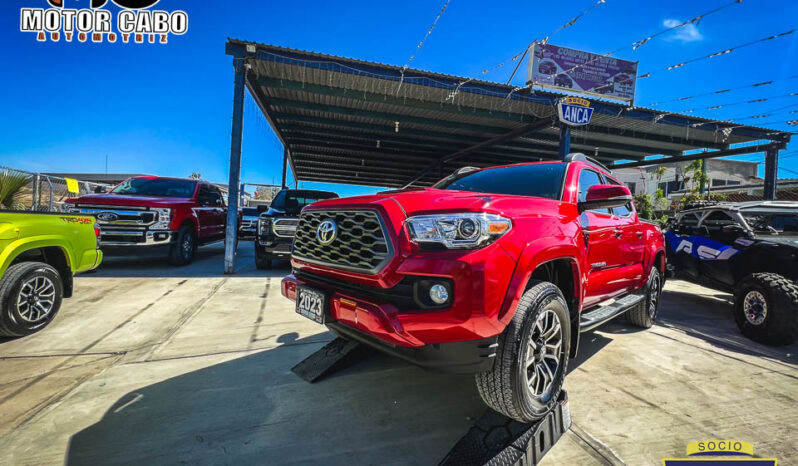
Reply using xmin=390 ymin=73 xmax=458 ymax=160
xmin=613 ymin=160 xmax=759 ymax=197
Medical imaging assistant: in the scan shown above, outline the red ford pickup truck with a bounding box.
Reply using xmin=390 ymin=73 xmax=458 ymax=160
xmin=67 ymin=176 xmax=229 ymax=266
xmin=282 ymin=154 xmax=666 ymax=422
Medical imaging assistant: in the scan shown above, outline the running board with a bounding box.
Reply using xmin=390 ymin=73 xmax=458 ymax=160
xmin=579 ymin=294 xmax=644 ymax=331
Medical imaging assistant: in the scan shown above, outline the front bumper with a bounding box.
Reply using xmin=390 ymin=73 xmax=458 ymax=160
xmin=256 ymin=235 xmax=293 ymax=258
xmin=239 ymin=227 xmax=257 ymax=238
xmin=328 ymin=321 xmax=497 ymax=374
xmin=281 ymin=269 xmax=505 ymax=373
xmin=99 ymin=230 xmax=175 ymax=247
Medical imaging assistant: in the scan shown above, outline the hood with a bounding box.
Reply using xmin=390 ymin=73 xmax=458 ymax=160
xmin=305 ymin=188 xmax=560 ymax=218
xmin=755 ymin=236 xmax=798 ymax=248
xmin=263 ymin=206 xmax=303 ymax=217
xmin=67 ymin=193 xmax=193 ymax=207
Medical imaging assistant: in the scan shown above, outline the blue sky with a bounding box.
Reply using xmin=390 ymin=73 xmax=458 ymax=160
xmin=2 ymin=0 xmax=798 ymax=197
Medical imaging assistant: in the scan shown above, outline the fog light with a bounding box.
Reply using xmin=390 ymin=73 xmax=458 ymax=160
xmin=429 ymin=284 xmax=449 ymax=304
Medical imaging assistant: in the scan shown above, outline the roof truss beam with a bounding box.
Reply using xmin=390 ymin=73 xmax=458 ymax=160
xmin=610 ymin=143 xmax=784 ymax=168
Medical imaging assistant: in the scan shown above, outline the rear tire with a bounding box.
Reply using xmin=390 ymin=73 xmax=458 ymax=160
xmin=627 ymin=267 xmax=662 ymax=329
xmin=475 ymin=281 xmax=570 ymax=423
xmin=734 ymin=273 xmax=798 ymax=346
xmin=0 ymin=262 xmax=64 ymax=337
xmin=169 ymin=226 xmax=196 ymax=266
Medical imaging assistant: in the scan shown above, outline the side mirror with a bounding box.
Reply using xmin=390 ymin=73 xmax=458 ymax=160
xmin=94 ymin=185 xmax=109 ymax=194
xmin=209 ymin=192 xmax=223 ymax=206
xmin=578 ymin=185 xmax=632 ymax=212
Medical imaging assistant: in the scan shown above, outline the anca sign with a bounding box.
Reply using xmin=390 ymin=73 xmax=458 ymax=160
xmin=558 ymin=97 xmax=593 ymax=126
xmin=20 ymin=0 xmax=187 ymax=44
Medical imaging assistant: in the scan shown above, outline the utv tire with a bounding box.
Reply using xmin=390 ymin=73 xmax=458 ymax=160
xmin=734 ymin=273 xmax=798 ymax=346
xmin=627 ymin=267 xmax=663 ymax=329
xmin=475 ymin=280 xmax=571 ymax=423
xmin=0 ymin=262 xmax=64 ymax=337
xmin=169 ymin=225 xmax=196 ymax=266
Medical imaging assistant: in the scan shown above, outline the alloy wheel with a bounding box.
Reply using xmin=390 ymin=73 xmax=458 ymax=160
xmin=525 ymin=309 xmax=563 ymax=401
xmin=16 ymin=276 xmax=56 ymax=322
xmin=648 ymin=274 xmax=661 ymax=319
xmin=743 ymin=290 xmax=768 ymax=325
xmin=182 ymin=234 xmax=193 ymax=259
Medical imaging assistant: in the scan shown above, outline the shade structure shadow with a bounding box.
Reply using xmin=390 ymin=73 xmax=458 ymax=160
xmin=65 ymin=334 xmax=488 ymax=465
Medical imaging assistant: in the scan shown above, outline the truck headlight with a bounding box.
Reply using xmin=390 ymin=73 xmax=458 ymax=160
xmin=405 ymin=213 xmax=511 ymax=249
xmin=150 ymin=208 xmax=172 ymax=230
xmin=258 ymin=218 xmax=272 ymax=235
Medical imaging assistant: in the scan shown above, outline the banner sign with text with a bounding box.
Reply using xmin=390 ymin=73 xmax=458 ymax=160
xmin=527 ymin=43 xmax=638 ymax=104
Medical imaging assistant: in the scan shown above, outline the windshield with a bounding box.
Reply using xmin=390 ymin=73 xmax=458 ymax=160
xmin=242 ymin=207 xmax=259 ymax=216
xmin=111 ymin=178 xmax=196 ymax=198
xmin=743 ymin=212 xmax=798 ymax=235
xmin=433 ymin=163 xmax=566 ymax=200
xmin=271 ymin=190 xmax=338 ymax=210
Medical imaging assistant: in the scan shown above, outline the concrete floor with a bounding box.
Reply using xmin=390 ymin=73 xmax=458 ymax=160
xmin=0 ymin=242 xmax=795 ymax=465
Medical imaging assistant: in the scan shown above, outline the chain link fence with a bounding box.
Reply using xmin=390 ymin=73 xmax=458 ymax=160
xmin=0 ymin=166 xmax=111 ymax=213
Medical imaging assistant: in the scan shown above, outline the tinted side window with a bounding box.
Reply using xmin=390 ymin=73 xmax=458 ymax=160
xmin=606 ymin=178 xmax=633 ymax=217
xmin=578 ymin=169 xmax=610 ymax=214
xmin=211 ymin=186 xmax=225 ymax=206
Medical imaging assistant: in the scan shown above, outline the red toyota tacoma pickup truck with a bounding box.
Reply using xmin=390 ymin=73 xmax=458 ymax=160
xmin=66 ymin=176 xmax=229 ymax=266
xmin=282 ymin=154 xmax=666 ymax=422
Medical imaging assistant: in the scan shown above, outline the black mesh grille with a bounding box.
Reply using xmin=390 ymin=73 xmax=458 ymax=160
xmin=293 ymin=210 xmax=391 ymax=273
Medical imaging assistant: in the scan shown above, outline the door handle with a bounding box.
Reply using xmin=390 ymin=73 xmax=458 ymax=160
xmin=613 ymin=229 xmax=623 ymax=238
xmin=636 ymin=231 xmax=643 ymax=239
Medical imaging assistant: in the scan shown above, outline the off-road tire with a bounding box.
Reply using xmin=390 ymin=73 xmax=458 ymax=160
xmin=0 ymin=262 xmax=64 ymax=337
xmin=475 ymin=280 xmax=570 ymax=423
xmin=254 ymin=246 xmax=272 ymax=269
xmin=627 ymin=267 xmax=662 ymax=328
xmin=734 ymin=273 xmax=798 ymax=346
xmin=168 ymin=225 xmax=196 ymax=266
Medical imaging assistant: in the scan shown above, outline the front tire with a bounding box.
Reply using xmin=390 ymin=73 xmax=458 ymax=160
xmin=734 ymin=273 xmax=798 ymax=345
xmin=254 ymin=245 xmax=272 ymax=270
xmin=169 ymin=226 xmax=196 ymax=266
xmin=627 ymin=267 xmax=662 ymax=329
xmin=0 ymin=262 xmax=64 ymax=337
xmin=475 ymin=281 xmax=570 ymax=423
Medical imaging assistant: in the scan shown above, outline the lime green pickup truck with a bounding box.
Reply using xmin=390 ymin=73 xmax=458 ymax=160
xmin=0 ymin=212 xmax=102 ymax=337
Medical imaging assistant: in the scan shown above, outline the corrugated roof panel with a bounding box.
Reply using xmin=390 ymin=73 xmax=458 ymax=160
xmin=230 ymin=39 xmax=791 ymax=187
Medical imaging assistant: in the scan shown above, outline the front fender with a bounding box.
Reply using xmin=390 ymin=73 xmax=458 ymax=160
xmin=175 ymin=206 xmax=200 ymax=232
xmin=642 ymin=227 xmax=667 ymax=286
xmin=497 ymin=235 xmax=584 ymax=326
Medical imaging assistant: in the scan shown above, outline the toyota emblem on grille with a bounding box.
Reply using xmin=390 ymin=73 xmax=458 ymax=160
xmin=96 ymin=212 xmax=119 ymax=222
xmin=316 ymin=219 xmax=337 ymax=245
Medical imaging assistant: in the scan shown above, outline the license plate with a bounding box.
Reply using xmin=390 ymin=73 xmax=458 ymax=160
xmin=296 ymin=286 xmax=326 ymax=324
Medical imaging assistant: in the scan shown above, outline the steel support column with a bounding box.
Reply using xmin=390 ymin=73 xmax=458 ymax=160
xmin=763 ymin=148 xmax=779 ymax=200
xmin=224 ymin=57 xmax=246 ymax=275
xmin=281 ymin=147 xmax=288 ymax=188
xmin=558 ymin=125 xmax=571 ymax=160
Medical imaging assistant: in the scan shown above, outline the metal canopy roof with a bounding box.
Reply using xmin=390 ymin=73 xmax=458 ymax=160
xmin=226 ymin=39 xmax=791 ymax=188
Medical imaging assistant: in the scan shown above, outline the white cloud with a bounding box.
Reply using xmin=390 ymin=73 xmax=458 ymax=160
xmin=663 ymin=19 xmax=703 ymax=43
